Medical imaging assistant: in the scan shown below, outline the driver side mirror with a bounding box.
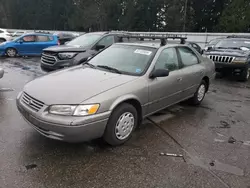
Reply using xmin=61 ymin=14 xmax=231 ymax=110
xmin=95 ymin=44 xmax=105 ymax=51
xmin=207 ymin=46 xmax=213 ymax=51
xmin=150 ymin=69 xmax=169 ymax=79
xmin=17 ymin=40 xmax=23 ymax=44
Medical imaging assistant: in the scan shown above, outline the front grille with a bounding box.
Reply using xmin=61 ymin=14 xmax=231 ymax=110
xmin=21 ymin=92 xmax=44 ymax=112
xmin=208 ymin=55 xmax=235 ymax=63
xmin=41 ymin=53 xmax=57 ymax=65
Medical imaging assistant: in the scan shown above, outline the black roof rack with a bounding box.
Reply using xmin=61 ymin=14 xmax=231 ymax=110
xmin=33 ymin=30 xmax=51 ymax=34
xmin=119 ymin=33 xmax=187 ymax=46
xmin=227 ymin=35 xmax=250 ymax=39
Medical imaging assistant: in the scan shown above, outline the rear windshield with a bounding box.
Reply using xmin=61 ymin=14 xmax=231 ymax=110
xmin=89 ymin=44 xmax=156 ymax=76
xmin=67 ymin=33 xmax=102 ymax=47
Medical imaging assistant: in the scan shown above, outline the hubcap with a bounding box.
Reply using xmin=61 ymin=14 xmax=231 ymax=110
xmin=7 ymin=49 xmax=16 ymax=57
xmin=197 ymin=84 xmax=206 ymax=102
xmin=115 ymin=112 xmax=135 ymax=140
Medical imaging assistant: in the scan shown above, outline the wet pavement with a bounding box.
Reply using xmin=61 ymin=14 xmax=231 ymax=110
xmin=0 ymin=57 xmax=250 ymax=188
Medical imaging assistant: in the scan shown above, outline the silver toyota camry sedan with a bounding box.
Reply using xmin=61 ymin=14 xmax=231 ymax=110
xmin=17 ymin=42 xmax=215 ymax=146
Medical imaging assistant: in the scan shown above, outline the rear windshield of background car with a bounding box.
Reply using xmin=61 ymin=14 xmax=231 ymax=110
xmin=89 ymin=44 xmax=156 ymax=76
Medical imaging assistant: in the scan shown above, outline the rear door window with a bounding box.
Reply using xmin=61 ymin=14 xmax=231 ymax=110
xmin=36 ymin=35 xmax=50 ymax=42
xmin=177 ymin=47 xmax=199 ymax=67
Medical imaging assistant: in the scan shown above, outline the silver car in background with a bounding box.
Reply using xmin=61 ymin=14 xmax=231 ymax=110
xmin=16 ymin=43 xmax=215 ymax=146
xmin=0 ymin=68 xmax=4 ymax=79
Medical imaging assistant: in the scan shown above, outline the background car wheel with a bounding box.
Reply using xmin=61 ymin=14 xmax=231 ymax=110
xmin=104 ymin=103 xmax=138 ymax=146
xmin=0 ymin=38 xmax=6 ymax=43
xmin=6 ymin=48 xmax=17 ymax=57
xmin=189 ymin=80 xmax=207 ymax=105
xmin=238 ymin=68 xmax=249 ymax=82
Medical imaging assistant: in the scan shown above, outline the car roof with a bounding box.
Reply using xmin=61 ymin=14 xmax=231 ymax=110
xmin=115 ymin=42 xmax=184 ymax=49
xmin=24 ymin=33 xmax=54 ymax=36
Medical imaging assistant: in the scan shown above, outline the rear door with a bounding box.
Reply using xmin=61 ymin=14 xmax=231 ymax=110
xmin=176 ymin=46 xmax=205 ymax=99
xmin=147 ymin=47 xmax=183 ymax=114
xmin=35 ymin=35 xmax=55 ymax=54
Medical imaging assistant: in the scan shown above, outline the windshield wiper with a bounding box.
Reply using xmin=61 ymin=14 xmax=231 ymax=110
xmin=83 ymin=62 xmax=96 ymax=68
xmin=97 ymin=65 xmax=122 ymax=74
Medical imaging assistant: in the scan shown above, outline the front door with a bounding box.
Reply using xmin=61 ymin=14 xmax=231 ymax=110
xmin=177 ymin=47 xmax=205 ymax=99
xmin=148 ymin=47 xmax=183 ymax=114
xmin=16 ymin=35 xmax=36 ymax=55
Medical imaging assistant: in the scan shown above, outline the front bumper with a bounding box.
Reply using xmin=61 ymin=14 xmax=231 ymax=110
xmin=215 ymin=62 xmax=248 ymax=70
xmin=16 ymin=93 xmax=111 ymax=143
xmin=41 ymin=59 xmax=75 ymax=71
xmin=0 ymin=68 xmax=4 ymax=78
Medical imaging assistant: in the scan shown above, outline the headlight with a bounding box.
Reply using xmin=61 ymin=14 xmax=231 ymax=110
xmin=58 ymin=52 xmax=77 ymax=60
xmin=49 ymin=104 xmax=100 ymax=116
xmin=233 ymin=57 xmax=247 ymax=62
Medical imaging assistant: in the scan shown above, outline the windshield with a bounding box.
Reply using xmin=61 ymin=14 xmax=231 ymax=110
xmin=215 ymin=39 xmax=250 ymax=49
xmin=88 ymin=44 xmax=156 ymax=75
xmin=66 ymin=33 xmax=102 ymax=47
xmin=208 ymin=39 xmax=220 ymax=45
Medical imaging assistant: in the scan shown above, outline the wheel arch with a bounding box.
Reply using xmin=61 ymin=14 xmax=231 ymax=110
xmin=5 ymin=47 xmax=18 ymax=55
xmin=202 ymin=76 xmax=210 ymax=92
xmin=110 ymin=95 xmax=143 ymax=124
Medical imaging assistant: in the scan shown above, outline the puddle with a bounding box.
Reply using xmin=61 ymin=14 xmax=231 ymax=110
xmin=187 ymin=155 xmax=244 ymax=176
xmin=243 ymin=141 xmax=250 ymax=146
xmin=210 ymin=160 xmax=244 ymax=176
xmin=214 ymin=138 xmax=226 ymax=143
xmin=0 ymin=88 xmax=14 ymax=92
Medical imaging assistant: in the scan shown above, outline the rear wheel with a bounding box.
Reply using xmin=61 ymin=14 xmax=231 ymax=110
xmin=238 ymin=68 xmax=249 ymax=82
xmin=103 ymin=103 xmax=138 ymax=146
xmin=188 ymin=80 xmax=207 ymax=105
xmin=6 ymin=48 xmax=17 ymax=57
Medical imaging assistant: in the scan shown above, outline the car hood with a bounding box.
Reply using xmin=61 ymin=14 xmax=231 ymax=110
xmin=205 ymin=48 xmax=250 ymax=57
xmin=23 ymin=66 xmax=138 ymax=105
xmin=44 ymin=45 xmax=89 ymax=53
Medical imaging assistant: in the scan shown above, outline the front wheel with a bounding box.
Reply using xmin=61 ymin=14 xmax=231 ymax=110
xmin=103 ymin=103 xmax=138 ymax=146
xmin=6 ymin=48 xmax=17 ymax=57
xmin=188 ymin=80 xmax=207 ymax=105
xmin=238 ymin=68 xmax=249 ymax=82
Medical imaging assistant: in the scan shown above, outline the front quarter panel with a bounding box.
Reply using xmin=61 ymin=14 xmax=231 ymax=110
xmin=82 ymin=77 xmax=149 ymax=116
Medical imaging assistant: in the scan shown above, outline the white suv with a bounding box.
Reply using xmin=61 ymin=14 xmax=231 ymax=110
xmin=0 ymin=28 xmax=12 ymax=43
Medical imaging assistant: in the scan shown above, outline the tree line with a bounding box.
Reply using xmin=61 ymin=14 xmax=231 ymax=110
xmin=0 ymin=0 xmax=250 ymax=32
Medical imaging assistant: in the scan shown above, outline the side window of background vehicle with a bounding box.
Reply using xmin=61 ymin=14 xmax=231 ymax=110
xmin=36 ymin=35 xmax=50 ymax=42
xmin=154 ymin=48 xmax=179 ymax=72
xmin=97 ymin=36 xmax=115 ymax=47
xmin=178 ymin=47 xmax=199 ymax=67
xmin=22 ymin=35 xmax=36 ymax=42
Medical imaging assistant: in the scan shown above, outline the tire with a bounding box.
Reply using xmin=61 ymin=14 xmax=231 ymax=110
xmin=238 ymin=68 xmax=249 ymax=82
xmin=0 ymin=38 xmax=6 ymax=43
xmin=6 ymin=48 xmax=17 ymax=57
xmin=103 ymin=103 xmax=138 ymax=146
xmin=188 ymin=80 xmax=207 ymax=105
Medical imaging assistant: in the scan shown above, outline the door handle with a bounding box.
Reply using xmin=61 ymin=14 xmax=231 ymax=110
xmin=177 ymin=77 xmax=183 ymax=82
